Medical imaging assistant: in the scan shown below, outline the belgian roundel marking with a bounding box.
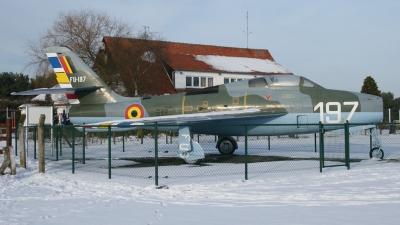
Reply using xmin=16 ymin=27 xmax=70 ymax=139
xmin=124 ymin=104 xmax=145 ymax=119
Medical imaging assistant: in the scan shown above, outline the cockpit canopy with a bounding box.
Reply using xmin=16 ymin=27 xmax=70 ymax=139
xmin=248 ymin=75 xmax=320 ymax=88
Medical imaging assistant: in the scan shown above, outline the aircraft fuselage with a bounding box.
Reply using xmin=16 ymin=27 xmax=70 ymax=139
xmin=69 ymin=75 xmax=382 ymax=136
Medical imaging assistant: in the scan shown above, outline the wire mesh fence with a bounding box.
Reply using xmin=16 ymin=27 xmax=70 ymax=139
xmin=8 ymin=123 xmax=400 ymax=183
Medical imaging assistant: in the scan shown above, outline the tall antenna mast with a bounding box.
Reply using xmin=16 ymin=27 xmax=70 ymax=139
xmin=142 ymin=26 xmax=149 ymax=37
xmin=246 ymin=11 xmax=249 ymax=49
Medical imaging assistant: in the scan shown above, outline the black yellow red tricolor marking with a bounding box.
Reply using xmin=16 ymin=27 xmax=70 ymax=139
xmin=124 ymin=104 xmax=145 ymax=119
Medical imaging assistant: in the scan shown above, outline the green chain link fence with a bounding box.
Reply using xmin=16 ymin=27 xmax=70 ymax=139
xmin=9 ymin=123 xmax=400 ymax=185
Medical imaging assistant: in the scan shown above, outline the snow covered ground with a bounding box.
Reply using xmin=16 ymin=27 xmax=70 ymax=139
xmin=1 ymin=138 xmax=400 ymax=224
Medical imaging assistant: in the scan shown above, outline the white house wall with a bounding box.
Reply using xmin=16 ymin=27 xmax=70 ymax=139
xmin=174 ymin=70 xmax=259 ymax=89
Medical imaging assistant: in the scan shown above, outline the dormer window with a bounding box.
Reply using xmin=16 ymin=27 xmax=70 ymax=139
xmin=141 ymin=51 xmax=156 ymax=63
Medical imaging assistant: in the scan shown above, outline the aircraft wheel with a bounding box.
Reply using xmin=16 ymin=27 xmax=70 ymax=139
xmin=184 ymin=159 xmax=202 ymax=165
xmin=369 ymin=147 xmax=384 ymax=159
xmin=218 ymin=138 xmax=236 ymax=155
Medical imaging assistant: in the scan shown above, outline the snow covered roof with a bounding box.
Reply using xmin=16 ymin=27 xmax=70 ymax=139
xmin=103 ymin=37 xmax=292 ymax=75
xmin=194 ymin=55 xmax=290 ymax=73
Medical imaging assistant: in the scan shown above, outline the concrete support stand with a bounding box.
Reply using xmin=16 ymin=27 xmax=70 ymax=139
xmin=0 ymin=146 xmax=16 ymax=175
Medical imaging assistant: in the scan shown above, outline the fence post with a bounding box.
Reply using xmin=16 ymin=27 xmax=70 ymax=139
xmin=122 ymin=132 xmax=125 ymax=152
xmin=245 ymin=124 xmax=248 ymax=180
xmin=140 ymin=129 xmax=144 ymax=144
xmin=72 ymin=126 xmax=75 ymax=174
xmin=60 ymin=128 xmax=63 ymax=156
xmin=14 ymin=122 xmax=18 ymax=156
xmin=314 ymin=133 xmax=317 ymax=153
xmin=82 ymin=128 xmax=85 ymax=164
xmin=33 ymin=126 xmax=37 ymax=159
xmin=18 ymin=114 xmax=26 ymax=168
xmin=9 ymin=146 xmax=16 ymax=175
xmin=55 ymin=126 xmax=58 ymax=161
xmin=108 ymin=125 xmax=111 ymax=179
xmin=369 ymin=128 xmax=372 ymax=151
xmin=319 ymin=122 xmax=324 ymax=173
xmin=345 ymin=120 xmax=350 ymax=170
xmin=6 ymin=118 xmax=12 ymax=147
xmin=155 ymin=122 xmax=159 ymax=186
xmin=38 ymin=114 xmax=45 ymax=173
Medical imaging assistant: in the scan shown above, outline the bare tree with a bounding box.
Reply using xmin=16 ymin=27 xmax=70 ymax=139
xmin=102 ymin=30 xmax=169 ymax=96
xmin=25 ymin=9 xmax=134 ymax=80
xmin=30 ymin=72 xmax=57 ymax=89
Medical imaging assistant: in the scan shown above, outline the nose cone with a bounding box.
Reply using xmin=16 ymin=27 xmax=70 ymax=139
xmin=354 ymin=92 xmax=383 ymax=123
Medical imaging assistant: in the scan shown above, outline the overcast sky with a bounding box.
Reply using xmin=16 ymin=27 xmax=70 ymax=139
xmin=1 ymin=0 xmax=399 ymax=97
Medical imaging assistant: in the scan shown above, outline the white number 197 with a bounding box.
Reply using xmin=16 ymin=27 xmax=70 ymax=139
xmin=314 ymin=101 xmax=358 ymax=123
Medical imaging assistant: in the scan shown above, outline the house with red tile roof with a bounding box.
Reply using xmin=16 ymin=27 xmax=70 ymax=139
xmin=101 ymin=37 xmax=291 ymax=96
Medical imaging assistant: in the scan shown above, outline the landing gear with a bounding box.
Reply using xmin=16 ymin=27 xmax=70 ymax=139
xmin=369 ymin=147 xmax=384 ymax=159
xmin=178 ymin=126 xmax=205 ymax=164
xmin=368 ymin=127 xmax=384 ymax=159
xmin=216 ymin=136 xmax=238 ymax=155
xmin=184 ymin=159 xmax=203 ymax=165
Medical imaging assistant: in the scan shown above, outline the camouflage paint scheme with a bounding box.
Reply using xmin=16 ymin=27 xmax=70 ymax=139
xmin=15 ymin=46 xmax=383 ymax=134
xmin=12 ymin=46 xmax=383 ymax=162
xmin=45 ymin=47 xmax=378 ymax=124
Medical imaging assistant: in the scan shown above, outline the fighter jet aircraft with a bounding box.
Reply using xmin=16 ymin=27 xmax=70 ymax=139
xmin=12 ymin=46 xmax=384 ymax=163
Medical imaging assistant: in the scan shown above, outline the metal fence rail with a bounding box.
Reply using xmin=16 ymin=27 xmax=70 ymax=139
xmin=9 ymin=123 xmax=400 ymax=184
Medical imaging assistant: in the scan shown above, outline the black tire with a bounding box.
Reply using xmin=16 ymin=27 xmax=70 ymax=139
xmin=369 ymin=147 xmax=384 ymax=159
xmin=218 ymin=138 xmax=236 ymax=155
xmin=184 ymin=159 xmax=202 ymax=165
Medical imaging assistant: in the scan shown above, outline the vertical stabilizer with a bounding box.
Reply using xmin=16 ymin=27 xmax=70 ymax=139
xmin=45 ymin=46 xmax=125 ymax=105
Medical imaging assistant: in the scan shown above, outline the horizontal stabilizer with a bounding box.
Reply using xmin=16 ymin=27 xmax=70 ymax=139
xmin=11 ymin=86 xmax=103 ymax=95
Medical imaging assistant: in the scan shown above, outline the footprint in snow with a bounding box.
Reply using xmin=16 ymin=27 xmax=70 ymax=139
xmin=155 ymin=210 xmax=163 ymax=220
xmin=40 ymin=215 xmax=53 ymax=219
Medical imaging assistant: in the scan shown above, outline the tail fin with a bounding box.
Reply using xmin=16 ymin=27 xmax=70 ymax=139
xmin=45 ymin=46 xmax=125 ymax=105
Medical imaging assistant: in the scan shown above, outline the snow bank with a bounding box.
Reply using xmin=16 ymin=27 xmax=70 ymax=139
xmin=1 ymin=155 xmax=400 ymax=224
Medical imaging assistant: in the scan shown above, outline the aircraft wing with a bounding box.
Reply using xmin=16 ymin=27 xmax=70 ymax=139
xmin=82 ymin=108 xmax=285 ymax=131
xmin=11 ymin=86 xmax=103 ymax=95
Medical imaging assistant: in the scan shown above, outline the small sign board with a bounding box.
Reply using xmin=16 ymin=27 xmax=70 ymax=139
xmin=24 ymin=106 xmax=53 ymax=126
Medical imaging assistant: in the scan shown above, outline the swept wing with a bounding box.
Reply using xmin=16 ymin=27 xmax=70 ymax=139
xmin=82 ymin=108 xmax=285 ymax=131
